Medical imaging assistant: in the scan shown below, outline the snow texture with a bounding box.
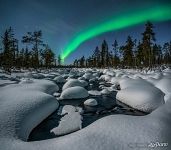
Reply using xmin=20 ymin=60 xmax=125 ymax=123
xmin=0 ymin=69 xmax=171 ymax=150
xmin=60 ymin=86 xmax=89 ymax=99
xmin=84 ymin=98 xmax=98 ymax=106
xmin=51 ymin=105 xmax=82 ymax=136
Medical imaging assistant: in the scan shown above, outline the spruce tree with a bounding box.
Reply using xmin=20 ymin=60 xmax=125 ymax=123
xmin=141 ymin=21 xmax=156 ymax=67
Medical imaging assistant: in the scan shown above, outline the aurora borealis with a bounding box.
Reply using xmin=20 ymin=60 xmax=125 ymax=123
xmin=61 ymin=5 xmax=171 ymax=60
xmin=1 ymin=0 xmax=171 ymax=64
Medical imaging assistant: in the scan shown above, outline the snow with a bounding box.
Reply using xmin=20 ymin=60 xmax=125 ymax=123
xmin=79 ymin=79 xmax=88 ymax=87
xmin=0 ymin=79 xmax=59 ymax=141
xmin=62 ymin=79 xmax=86 ymax=90
xmin=116 ymin=77 xmax=165 ymax=112
xmin=0 ymin=68 xmax=171 ymax=150
xmin=60 ymin=86 xmax=89 ymax=99
xmin=83 ymin=73 xmax=93 ymax=80
xmin=53 ymin=75 xmax=66 ymax=83
xmin=155 ymin=78 xmax=171 ymax=94
xmin=0 ymin=79 xmax=17 ymax=86
xmin=101 ymin=88 xmax=111 ymax=95
xmin=116 ymin=85 xmax=165 ymax=112
xmin=19 ymin=78 xmax=34 ymax=84
xmin=51 ymin=105 xmax=82 ymax=136
xmin=88 ymin=90 xmax=101 ymax=96
xmin=84 ymin=98 xmax=98 ymax=106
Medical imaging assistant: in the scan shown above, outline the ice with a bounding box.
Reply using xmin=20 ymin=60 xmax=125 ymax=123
xmin=60 ymin=86 xmax=89 ymax=99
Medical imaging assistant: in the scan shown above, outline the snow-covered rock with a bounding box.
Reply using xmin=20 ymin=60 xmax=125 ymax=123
xmin=83 ymin=73 xmax=93 ymax=80
xmin=51 ymin=105 xmax=82 ymax=136
xmin=62 ymin=79 xmax=85 ymax=90
xmin=53 ymin=92 xmax=61 ymax=97
xmin=155 ymin=78 xmax=171 ymax=94
xmin=79 ymin=80 xmax=88 ymax=87
xmin=101 ymin=88 xmax=111 ymax=95
xmin=54 ymin=76 xmax=66 ymax=83
xmin=116 ymin=85 xmax=165 ymax=113
xmin=0 ymin=79 xmax=59 ymax=141
xmin=84 ymin=98 xmax=98 ymax=106
xmin=60 ymin=86 xmax=89 ymax=99
xmin=88 ymin=90 xmax=101 ymax=96
xmin=20 ymin=78 xmax=34 ymax=84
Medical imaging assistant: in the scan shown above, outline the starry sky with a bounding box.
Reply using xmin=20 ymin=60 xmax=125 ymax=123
xmin=0 ymin=0 xmax=171 ymax=64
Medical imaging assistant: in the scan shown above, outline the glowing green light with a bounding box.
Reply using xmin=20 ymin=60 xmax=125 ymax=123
xmin=62 ymin=5 xmax=171 ymax=60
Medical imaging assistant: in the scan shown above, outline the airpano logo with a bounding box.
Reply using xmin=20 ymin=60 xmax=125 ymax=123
xmin=148 ymin=142 xmax=168 ymax=148
xmin=128 ymin=142 xmax=168 ymax=148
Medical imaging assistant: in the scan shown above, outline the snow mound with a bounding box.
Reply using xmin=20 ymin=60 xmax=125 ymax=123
xmin=20 ymin=78 xmax=34 ymax=84
xmin=83 ymin=73 xmax=93 ymax=80
xmin=54 ymin=76 xmax=66 ymax=83
xmin=101 ymin=88 xmax=111 ymax=95
xmin=79 ymin=79 xmax=88 ymax=87
xmin=60 ymin=86 xmax=89 ymax=99
xmin=119 ymin=77 xmax=153 ymax=89
xmin=116 ymin=85 xmax=165 ymax=112
xmin=155 ymin=78 xmax=171 ymax=94
xmin=51 ymin=105 xmax=82 ymax=136
xmin=88 ymin=90 xmax=101 ymax=96
xmin=0 ymin=79 xmax=59 ymax=141
xmin=62 ymin=79 xmax=85 ymax=90
xmin=84 ymin=98 xmax=98 ymax=106
xmin=0 ymin=79 xmax=17 ymax=86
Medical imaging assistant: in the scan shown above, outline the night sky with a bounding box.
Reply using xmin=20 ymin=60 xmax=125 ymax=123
xmin=1 ymin=0 xmax=171 ymax=64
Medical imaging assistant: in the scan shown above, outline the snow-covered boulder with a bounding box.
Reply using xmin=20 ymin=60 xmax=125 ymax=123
xmin=101 ymin=88 xmax=111 ymax=95
xmin=20 ymin=78 xmax=34 ymax=84
xmin=155 ymin=78 xmax=171 ymax=94
xmin=24 ymin=72 xmax=32 ymax=78
xmin=0 ymin=80 xmax=59 ymax=141
xmin=88 ymin=90 xmax=101 ymax=96
xmin=62 ymin=79 xmax=85 ymax=90
xmin=54 ymin=76 xmax=66 ymax=83
xmin=116 ymin=85 xmax=165 ymax=113
xmin=51 ymin=105 xmax=82 ymax=136
xmin=60 ymin=86 xmax=89 ymax=99
xmin=84 ymin=98 xmax=98 ymax=106
xmin=79 ymin=80 xmax=88 ymax=87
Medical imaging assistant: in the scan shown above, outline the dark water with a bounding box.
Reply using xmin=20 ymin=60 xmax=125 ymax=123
xmin=28 ymin=80 xmax=147 ymax=141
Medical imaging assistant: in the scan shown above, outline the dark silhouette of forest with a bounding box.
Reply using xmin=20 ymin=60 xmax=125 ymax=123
xmin=0 ymin=22 xmax=171 ymax=72
xmin=0 ymin=28 xmax=62 ymax=72
xmin=73 ymin=22 xmax=171 ymax=68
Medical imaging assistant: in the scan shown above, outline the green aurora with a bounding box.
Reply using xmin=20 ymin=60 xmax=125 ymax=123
xmin=61 ymin=5 xmax=171 ymax=61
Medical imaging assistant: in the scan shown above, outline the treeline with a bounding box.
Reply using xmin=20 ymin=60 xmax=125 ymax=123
xmin=0 ymin=27 xmax=62 ymax=72
xmin=73 ymin=22 xmax=171 ymax=68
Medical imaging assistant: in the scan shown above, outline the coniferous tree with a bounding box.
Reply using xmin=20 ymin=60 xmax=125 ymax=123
xmin=112 ymin=40 xmax=120 ymax=67
xmin=162 ymin=42 xmax=171 ymax=64
xmin=1 ymin=27 xmax=17 ymax=72
xmin=41 ymin=45 xmax=55 ymax=68
xmin=58 ymin=54 xmax=62 ymax=66
xmin=101 ymin=40 xmax=109 ymax=67
xmin=80 ymin=56 xmax=85 ymax=67
xmin=141 ymin=21 xmax=156 ymax=67
xmin=121 ymin=36 xmax=134 ymax=67
xmin=92 ymin=46 xmax=100 ymax=67
xmin=22 ymin=30 xmax=43 ymax=68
